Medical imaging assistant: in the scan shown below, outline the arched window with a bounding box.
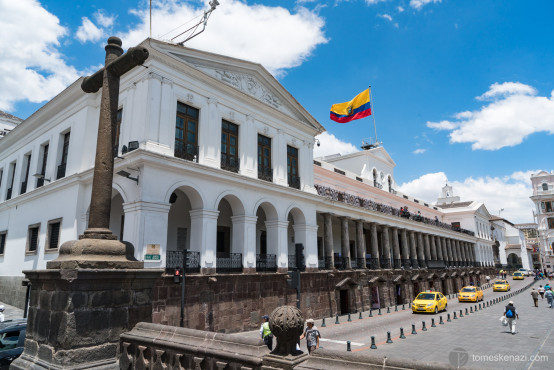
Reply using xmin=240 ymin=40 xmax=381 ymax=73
xmin=542 ymin=183 xmax=548 ymax=191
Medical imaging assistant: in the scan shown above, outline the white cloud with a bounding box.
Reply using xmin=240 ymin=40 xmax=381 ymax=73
xmin=314 ymin=131 xmax=358 ymax=158
xmin=0 ymin=0 xmax=80 ymax=112
xmin=426 ymin=82 xmax=554 ymax=150
xmin=398 ymin=171 xmax=536 ymax=223
xmin=378 ymin=14 xmax=393 ymax=21
xmin=413 ymin=148 xmax=426 ymax=154
xmin=477 ymin=82 xmax=537 ymax=101
xmin=410 ymin=0 xmax=442 ymax=10
xmin=122 ymin=0 xmax=328 ymax=77
xmin=365 ymin=0 xmax=388 ymax=5
xmin=76 ymin=17 xmax=104 ymax=43
xmin=397 ymin=6 xmax=405 ymax=12
xmin=95 ymin=11 xmax=115 ymax=28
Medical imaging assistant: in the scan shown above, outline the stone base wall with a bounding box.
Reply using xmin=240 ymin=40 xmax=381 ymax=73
xmin=152 ymin=268 xmax=494 ymax=333
xmin=0 ymin=275 xmax=27 ymax=309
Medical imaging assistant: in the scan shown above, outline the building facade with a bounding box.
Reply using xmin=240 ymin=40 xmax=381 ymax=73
xmin=530 ymin=171 xmax=554 ymax=272
xmin=0 ymin=39 xmax=494 ymax=332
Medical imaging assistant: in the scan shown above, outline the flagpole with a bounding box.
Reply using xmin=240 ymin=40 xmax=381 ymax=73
xmin=369 ymin=86 xmax=379 ymax=146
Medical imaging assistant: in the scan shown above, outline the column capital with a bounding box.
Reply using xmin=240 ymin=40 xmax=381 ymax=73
xmin=189 ymin=208 xmax=219 ymax=220
xmin=265 ymin=220 xmax=289 ymax=229
xmin=123 ymin=200 xmax=171 ymax=213
xmin=292 ymin=223 xmax=318 ymax=233
xmin=230 ymin=215 xmax=258 ymax=224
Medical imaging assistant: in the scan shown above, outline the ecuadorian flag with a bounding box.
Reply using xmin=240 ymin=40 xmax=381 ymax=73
xmin=330 ymin=89 xmax=371 ymax=123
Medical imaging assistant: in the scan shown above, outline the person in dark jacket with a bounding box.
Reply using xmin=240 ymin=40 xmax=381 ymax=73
xmin=504 ymin=301 xmax=519 ymax=335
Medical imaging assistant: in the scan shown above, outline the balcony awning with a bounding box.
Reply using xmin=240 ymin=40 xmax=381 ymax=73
xmin=427 ymin=273 xmax=436 ymax=280
xmin=411 ymin=274 xmax=421 ymax=281
xmin=368 ymin=276 xmax=384 ymax=284
xmin=393 ymin=275 xmax=406 ymax=283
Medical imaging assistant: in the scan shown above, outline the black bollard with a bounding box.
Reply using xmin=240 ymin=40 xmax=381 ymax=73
xmin=348 ymin=313 xmax=352 ymax=322
xmin=422 ymin=321 xmax=427 ymax=331
xmin=447 ymin=313 xmax=451 ymax=322
xmin=460 ymin=309 xmax=464 ymax=317
xmin=453 ymin=311 xmax=457 ymax=319
xmin=395 ymin=305 xmax=398 ymax=312
xmin=431 ymin=318 xmax=436 ymax=327
xmin=370 ymin=336 xmax=377 ymax=349
xmin=474 ymin=305 xmax=477 ymax=312
xmin=321 ymin=317 xmax=326 ymax=327
xmin=347 ymin=341 xmax=351 ymax=351
xmin=439 ymin=315 xmax=444 ymax=324
xmin=378 ymin=308 xmax=382 ymax=315
xmin=411 ymin=324 xmax=417 ymax=334
xmin=402 ymin=303 xmax=405 ymax=310
xmin=387 ymin=331 xmax=393 ymax=343
xmin=369 ymin=309 xmax=373 ymax=317
xmin=387 ymin=307 xmax=391 ymax=313
xmin=478 ymin=303 xmax=481 ymax=310
xmin=400 ymin=327 xmax=406 ymax=339
xmin=335 ymin=313 xmax=340 ymax=324
xmin=359 ymin=312 xmax=363 ymax=320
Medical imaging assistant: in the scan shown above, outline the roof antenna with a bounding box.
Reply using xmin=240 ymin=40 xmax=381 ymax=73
xmin=172 ymin=0 xmax=220 ymax=45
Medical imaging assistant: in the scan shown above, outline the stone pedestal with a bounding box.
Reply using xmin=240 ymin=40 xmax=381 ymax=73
xmin=10 ymin=268 xmax=162 ymax=370
xmin=262 ymin=353 xmax=309 ymax=370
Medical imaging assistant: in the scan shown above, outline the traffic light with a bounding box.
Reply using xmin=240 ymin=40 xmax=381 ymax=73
xmin=174 ymin=268 xmax=182 ymax=284
xmin=295 ymin=243 xmax=305 ymax=271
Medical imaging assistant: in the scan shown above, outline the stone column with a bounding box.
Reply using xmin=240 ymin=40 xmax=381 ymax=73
xmin=445 ymin=238 xmax=453 ymax=266
xmin=323 ymin=213 xmax=334 ymax=269
xmin=231 ymin=215 xmax=258 ymax=273
xmin=458 ymin=240 xmax=466 ymax=266
xmin=391 ymin=227 xmax=401 ymax=269
xmin=340 ymin=217 xmax=351 ymax=269
xmin=435 ymin=236 xmax=444 ymax=263
xmin=417 ymin=232 xmax=426 ymax=268
xmin=381 ymin=226 xmax=391 ymax=269
xmin=265 ymin=220 xmax=289 ymax=273
xmin=356 ymin=220 xmax=366 ymax=268
xmin=293 ymin=223 xmax=319 ymax=270
xmin=424 ymin=234 xmax=432 ymax=262
xmin=409 ymin=231 xmax=418 ymax=268
xmin=370 ymin=223 xmax=379 ymax=269
xmin=441 ymin=237 xmax=448 ymax=266
xmin=121 ymin=201 xmax=171 ymax=267
xmin=462 ymin=242 xmax=470 ymax=267
xmin=430 ymin=234 xmax=438 ymax=261
xmin=189 ymin=209 xmax=219 ymax=273
xmin=400 ymin=229 xmax=410 ymax=268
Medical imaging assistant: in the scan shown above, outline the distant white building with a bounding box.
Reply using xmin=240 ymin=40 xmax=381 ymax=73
xmin=0 ymin=110 xmax=22 ymax=138
xmin=491 ymin=217 xmax=532 ymax=270
xmin=530 ymin=170 xmax=554 ymax=272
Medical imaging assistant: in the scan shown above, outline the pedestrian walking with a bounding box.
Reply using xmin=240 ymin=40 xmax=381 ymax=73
xmin=530 ymin=288 xmax=539 ymax=307
xmin=538 ymin=285 xmax=545 ymax=299
xmin=300 ymin=318 xmax=321 ymax=354
xmin=545 ymin=288 xmax=554 ymax=309
xmin=259 ymin=315 xmax=273 ymax=350
xmin=486 ymin=275 xmax=491 ymax=284
xmin=504 ymin=301 xmax=519 ymax=335
xmin=0 ymin=305 xmax=5 ymax=322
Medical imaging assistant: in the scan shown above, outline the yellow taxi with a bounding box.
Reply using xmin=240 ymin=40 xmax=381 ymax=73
xmin=493 ymin=279 xmax=511 ymax=292
xmin=512 ymin=272 xmax=524 ymax=280
xmin=412 ymin=291 xmax=448 ymax=314
xmin=458 ymin=286 xmax=484 ymax=302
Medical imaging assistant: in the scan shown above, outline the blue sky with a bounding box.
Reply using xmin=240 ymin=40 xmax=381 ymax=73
xmin=1 ymin=0 xmax=553 ymax=223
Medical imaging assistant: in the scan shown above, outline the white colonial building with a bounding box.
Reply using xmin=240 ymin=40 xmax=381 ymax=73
xmin=0 ymin=38 xmax=494 ymax=311
xmin=0 ymin=110 xmax=21 ymax=139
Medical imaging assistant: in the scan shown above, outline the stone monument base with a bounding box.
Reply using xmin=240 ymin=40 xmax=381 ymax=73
xmin=10 ymin=268 xmax=162 ymax=370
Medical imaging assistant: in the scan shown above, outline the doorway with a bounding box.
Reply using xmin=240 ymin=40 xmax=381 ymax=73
xmin=395 ymin=284 xmax=403 ymax=305
xmin=339 ymin=289 xmax=350 ymax=314
xmin=370 ymin=286 xmax=380 ymax=309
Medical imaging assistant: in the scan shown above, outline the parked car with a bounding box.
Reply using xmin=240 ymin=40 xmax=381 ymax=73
xmin=0 ymin=319 xmax=27 ymax=369
xmin=518 ymin=268 xmax=531 ymax=276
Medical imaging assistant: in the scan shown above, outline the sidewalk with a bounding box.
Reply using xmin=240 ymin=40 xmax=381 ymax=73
xmin=0 ymin=300 xmax=24 ymax=321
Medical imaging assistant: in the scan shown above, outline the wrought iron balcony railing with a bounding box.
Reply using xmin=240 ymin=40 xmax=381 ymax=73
xmin=288 ymin=175 xmax=301 ymax=190
xmin=334 ymin=256 xmax=351 ymax=270
xmin=174 ymin=144 xmax=199 ymax=163
xmin=380 ymin=259 xmax=391 ymax=269
xmin=258 ymin=166 xmax=273 ymax=182
xmin=216 ymin=253 xmax=243 ymax=273
xmin=366 ymin=257 xmax=380 ymax=270
xmin=256 ymin=254 xmax=277 ymax=272
xmin=221 ymin=156 xmax=240 ymax=173
xmin=318 ymin=257 xmax=333 ymax=270
xmin=165 ymin=250 xmax=201 ymax=273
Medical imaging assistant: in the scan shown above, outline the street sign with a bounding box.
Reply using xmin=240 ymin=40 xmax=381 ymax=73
xmin=145 ymin=244 xmax=161 ymax=261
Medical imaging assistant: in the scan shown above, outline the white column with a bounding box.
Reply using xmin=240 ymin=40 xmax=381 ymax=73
xmin=239 ymin=114 xmax=257 ymax=178
xmin=122 ymin=201 xmax=171 ymax=268
xmin=266 ymin=220 xmax=289 ymax=269
xmin=292 ymin=223 xmax=319 ymax=269
xmin=189 ymin=209 xmax=219 ymax=269
xmin=274 ymin=129 xmax=287 ymax=186
xmin=231 ymin=215 xmax=258 ymax=269
xmin=199 ymin=97 xmax=220 ymax=168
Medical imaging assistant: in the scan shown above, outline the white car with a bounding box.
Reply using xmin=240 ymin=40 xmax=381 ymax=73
xmin=518 ymin=268 xmax=531 ymax=276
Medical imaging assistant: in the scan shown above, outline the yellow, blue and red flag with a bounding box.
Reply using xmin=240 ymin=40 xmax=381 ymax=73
xmin=330 ymin=89 xmax=372 ymax=123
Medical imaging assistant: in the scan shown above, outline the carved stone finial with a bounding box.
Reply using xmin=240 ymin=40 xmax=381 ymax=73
xmin=269 ymin=306 xmax=304 ymax=356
